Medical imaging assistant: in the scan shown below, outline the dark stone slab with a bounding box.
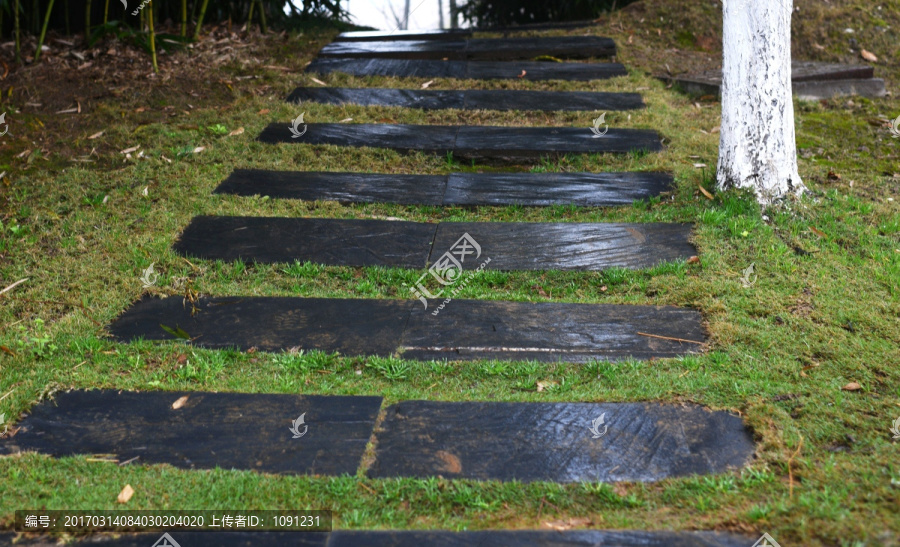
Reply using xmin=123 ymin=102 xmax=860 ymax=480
xmin=335 ymin=29 xmax=472 ymax=42
xmin=675 ymin=61 xmax=881 ymax=98
xmin=213 ymin=170 xmax=671 ymax=207
xmin=329 ymin=530 xmax=752 ymax=547
xmin=318 ymin=36 xmax=615 ymax=61
xmin=462 ymin=89 xmax=644 ymax=111
xmin=318 ymin=39 xmax=469 ymax=61
xmin=52 ymin=532 xmax=329 ymax=546
xmin=453 ymin=126 xmax=662 ymax=160
xmin=465 ymin=60 xmax=627 ymax=82
xmin=214 ymin=169 xmax=448 ymax=206
xmin=430 ymin=222 xmax=693 ymax=271
xmin=286 ymin=87 xmax=643 ymax=112
xmin=443 ymin=172 xmax=673 ymax=206
xmin=306 ymin=58 xmax=467 ymax=79
xmin=257 ymin=124 xmax=661 ymax=161
xmin=108 ymin=296 xmax=414 ymax=354
xmin=286 ymin=87 xmax=466 ymax=110
xmin=0 ymin=390 xmax=382 ymax=475
xmin=400 ymin=300 xmax=705 ymax=362
xmin=305 ymin=58 xmax=627 ymax=82
xmin=368 ymin=400 xmax=753 ymax=482
xmin=173 ymin=216 xmax=437 ymax=267
xmin=465 ymin=36 xmax=615 ymax=61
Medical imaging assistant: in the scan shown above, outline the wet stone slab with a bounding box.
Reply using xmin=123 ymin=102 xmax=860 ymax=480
xmin=368 ymin=401 xmax=754 ymax=482
xmin=317 ymin=36 xmax=615 ymax=61
xmin=286 ymin=87 xmax=644 ymax=112
xmin=213 ymin=170 xmax=672 ymax=207
xmin=305 ymin=58 xmax=627 ymax=82
xmin=257 ymin=124 xmax=661 ymax=161
xmin=430 ymin=222 xmax=694 ymax=271
xmin=107 ymin=298 xmax=705 ymax=362
xmin=400 ymin=300 xmax=705 ymax=362
xmin=108 ymin=296 xmax=415 ymax=355
xmin=328 ymin=530 xmax=753 ymax=547
xmin=0 ymin=390 xmax=383 ymax=475
xmin=173 ymin=216 xmax=437 ymax=267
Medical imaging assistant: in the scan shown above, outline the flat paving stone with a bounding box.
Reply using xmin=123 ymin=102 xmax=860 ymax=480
xmin=214 ymin=170 xmax=448 ymax=205
xmin=173 ymin=216 xmax=437 ymax=267
xmin=318 ymin=36 xmax=615 ymax=61
xmin=108 ymin=298 xmax=704 ymax=362
xmin=368 ymin=400 xmax=753 ymax=482
xmin=286 ymin=87 xmax=644 ymax=112
xmin=400 ymin=300 xmax=705 ymax=362
xmin=443 ymin=172 xmax=673 ymax=206
xmin=173 ymin=218 xmax=692 ymax=270
xmin=109 ymin=296 xmax=414 ymax=355
xmin=328 ymin=530 xmax=752 ymax=547
xmin=305 ymin=58 xmax=627 ymax=82
xmin=0 ymin=390 xmax=382 ymax=475
xmin=430 ymin=222 xmax=694 ymax=270
xmin=6 ymin=530 xmax=754 ymax=546
xmin=214 ymin=170 xmax=672 ymax=207
xmin=257 ymin=124 xmax=662 ymax=161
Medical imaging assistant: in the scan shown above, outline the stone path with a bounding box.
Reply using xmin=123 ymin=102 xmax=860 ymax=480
xmin=257 ymin=123 xmax=662 ymax=160
xmin=305 ymin=58 xmax=628 ymax=81
xmin=286 ymin=87 xmax=645 ymax=111
xmin=109 ymin=298 xmax=705 ymax=360
xmin=3 ymin=26 xmax=762 ymax=545
xmin=317 ymin=36 xmax=616 ymax=61
xmin=214 ymin=170 xmax=672 ymax=206
xmin=171 ymin=217 xmax=694 ymax=269
xmin=1 ymin=392 xmax=752 ymax=482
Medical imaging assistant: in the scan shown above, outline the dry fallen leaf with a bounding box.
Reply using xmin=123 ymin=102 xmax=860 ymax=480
xmin=421 ymin=79 xmax=435 ymax=89
xmin=141 ymin=186 xmax=148 ymax=196
xmin=192 ymin=146 xmax=205 ymax=154
xmin=172 ymin=395 xmax=189 ymax=409
xmin=227 ymin=127 xmax=244 ymax=137
xmin=842 ymin=382 xmax=861 ymax=391
xmin=517 ymin=70 xmax=527 ymax=78
xmin=687 ymin=255 xmax=700 ymax=264
xmin=258 ymin=108 xmax=270 ymax=115
xmin=861 ymin=49 xmax=878 ymax=62
xmin=310 ymin=77 xmax=327 ymax=86
xmin=809 ymin=226 xmax=826 ymax=238
xmin=698 ymin=185 xmax=714 ymax=200
xmin=338 ymin=118 xmax=353 ymax=123
xmin=117 ymin=484 xmax=134 ymax=503
xmin=536 ymin=380 xmax=558 ymax=392
xmin=88 ymin=130 xmax=104 ymax=139
xmin=542 ymin=517 xmax=592 ymax=531
xmin=693 ymin=163 xmax=707 ymax=168
xmin=120 ymin=145 xmax=140 ymax=154
xmin=827 ymin=170 xmax=842 ymax=181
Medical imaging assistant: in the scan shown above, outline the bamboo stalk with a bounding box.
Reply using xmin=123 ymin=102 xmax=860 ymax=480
xmin=180 ymin=0 xmax=187 ymax=36
xmin=35 ymin=0 xmax=57 ymax=62
xmin=85 ymin=0 xmax=91 ymax=42
xmin=256 ymin=0 xmax=267 ymax=33
xmin=13 ymin=0 xmax=19 ymax=62
xmin=103 ymin=0 xmax=109 ymax=25
xmin=147 ymin=0 xmax=158 ymax=73
xmin=247 ymin=0 xmax=254 ymax=30
xmin=193 ymin=0 xmax=209 ymax=40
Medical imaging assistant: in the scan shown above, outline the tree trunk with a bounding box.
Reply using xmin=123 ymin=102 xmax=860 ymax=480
xmin=437 ymin=0 xmax=444 ymax=29
xmin=402 ymin=0 xmax=411 ymax=30
xmin=717 ymin=0 xmax=805 ymax=204
xmin=449 ymin=0 xmax=458 ymax=28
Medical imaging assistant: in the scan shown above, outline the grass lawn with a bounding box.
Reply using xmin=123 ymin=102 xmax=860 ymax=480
xmin=1 ymin=1 xmax=898 ymax=545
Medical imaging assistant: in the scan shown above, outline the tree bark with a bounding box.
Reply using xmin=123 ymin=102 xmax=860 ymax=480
xmin=717 ymin=0 xmax=805 ymax=205
xmin=449 ymin=0 xmax=458 ymax=28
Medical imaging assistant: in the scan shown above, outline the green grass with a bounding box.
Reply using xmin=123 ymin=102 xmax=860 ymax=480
xmin=1 ymin=12 xmax=899 ymax=547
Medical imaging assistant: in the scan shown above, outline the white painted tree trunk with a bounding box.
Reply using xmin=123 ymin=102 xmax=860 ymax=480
xmin=717 ymin=0 xmax=806 ymax=204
